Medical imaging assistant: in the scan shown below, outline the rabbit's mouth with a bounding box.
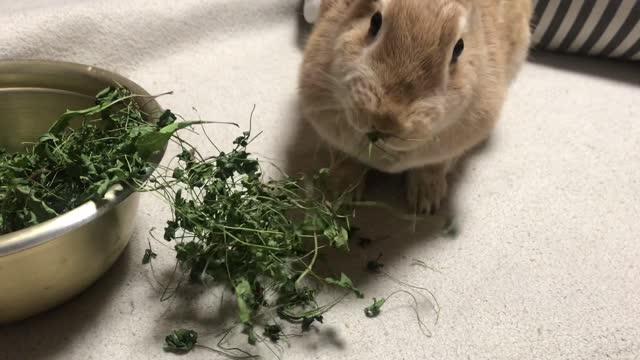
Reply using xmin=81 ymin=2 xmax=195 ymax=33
xmin=363 ymin=131 xmax=425 ymax=154
xmin=342 ymin=104 xmax=436 ymax=154
xmin=345 ymin=113 xmax=423 ymax=153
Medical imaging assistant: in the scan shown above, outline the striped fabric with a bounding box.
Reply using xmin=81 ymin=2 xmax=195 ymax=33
xmin=532 ymin=0 xmax=640 ymax=60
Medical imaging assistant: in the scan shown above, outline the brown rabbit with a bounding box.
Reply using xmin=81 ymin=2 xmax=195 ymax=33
xmin=299 ymin=0 xmax=532 ymax=213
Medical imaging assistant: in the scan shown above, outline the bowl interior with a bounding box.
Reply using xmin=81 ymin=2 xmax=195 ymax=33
xmin=0 ymin=61 xmax=160 ymax=150
xmin=0 ymin=60 xmax=163 ymax=245
xmin=0 ymin=88 xmax=94 ymax=151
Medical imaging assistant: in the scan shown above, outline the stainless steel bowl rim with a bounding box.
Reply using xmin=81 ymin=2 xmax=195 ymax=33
xmin=0 ymin=59 xmax=164 ymax=256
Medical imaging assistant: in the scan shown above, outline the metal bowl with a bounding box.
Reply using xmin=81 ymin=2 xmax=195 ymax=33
xmin=0 ymin=60 xmax=164 ymax=324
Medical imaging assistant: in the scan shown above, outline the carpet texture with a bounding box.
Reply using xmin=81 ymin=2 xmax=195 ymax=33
xmin=1 ymin=1 xmax=639 ymax=359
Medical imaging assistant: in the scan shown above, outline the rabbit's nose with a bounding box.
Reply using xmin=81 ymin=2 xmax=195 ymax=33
xmin=370 ymin=113 xmax=399 ymax=135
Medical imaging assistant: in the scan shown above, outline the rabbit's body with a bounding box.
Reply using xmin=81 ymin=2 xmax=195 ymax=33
xmin=299 ymin=0 xmax=532 ymax=212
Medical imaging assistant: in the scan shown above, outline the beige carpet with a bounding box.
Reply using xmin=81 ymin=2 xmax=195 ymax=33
xmin=1 ymin=1 xmax=639 ymax=359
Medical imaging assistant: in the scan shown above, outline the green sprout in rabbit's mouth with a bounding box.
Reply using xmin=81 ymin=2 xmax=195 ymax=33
xmin=366 ymin=131 xmax=384 ymax=144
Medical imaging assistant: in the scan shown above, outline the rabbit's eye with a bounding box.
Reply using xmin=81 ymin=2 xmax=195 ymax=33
xmin=369 ymin=11 xmax=382 ymax=37
xmin=452 ymin=39 xmax=464 ymax=64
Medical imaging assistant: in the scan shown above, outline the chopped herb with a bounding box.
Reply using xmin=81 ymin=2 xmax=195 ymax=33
xmin=263 ymin=324 xmax=283 ymax=342
xmin=142 ymin=249 xmax=157 ymax=265
xmin=366 ymin=131 xmax=383 ymax=143
xmin=363 ymin=290 xmax=433 ymax=337
xmin=358 ymin=237 xmax=373 ymax=248
xmin=301 ymin=315 xmax=324 ymax=331
xmin=325 ymin=273 xmax=364 ymax=298
xmin=366 ymin=259 xmax=385 ymax=273
xmin=442 ymin=217 xmax=458 ymax=238
xmin=246 ymin=326 xmax=258 ymax=346
xmin=164 ymin=328 xmax=198 ymax=353
xmin=150 ymin=110 xmax=361 ymax=345
xmin=364 ymin=297 xmax=386 ymax=318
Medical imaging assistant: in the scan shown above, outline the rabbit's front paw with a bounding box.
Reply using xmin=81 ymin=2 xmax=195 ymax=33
xmin=406 ymin=165 xmax=448 ymax=215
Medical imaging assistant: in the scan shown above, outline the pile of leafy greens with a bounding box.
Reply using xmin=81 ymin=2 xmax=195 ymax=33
xmin=0 ymin=87 xmax=371 ymax=356
xmin=151 ymin=123 xmax=363 ymax=352
xmin=0 ymin=87 xmax=195 ymax=235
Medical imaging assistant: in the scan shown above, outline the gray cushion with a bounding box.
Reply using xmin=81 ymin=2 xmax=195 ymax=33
xmin=532 ymin=0 xmax=640 ymax=60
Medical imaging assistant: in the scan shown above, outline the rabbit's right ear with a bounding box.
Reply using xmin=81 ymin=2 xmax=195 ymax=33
xmin=303 ymin=0 xmax=322 ymax=24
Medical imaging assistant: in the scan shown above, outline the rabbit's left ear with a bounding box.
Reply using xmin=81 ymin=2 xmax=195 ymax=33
xmin=303 ymin=0 xmax=322 ymax=24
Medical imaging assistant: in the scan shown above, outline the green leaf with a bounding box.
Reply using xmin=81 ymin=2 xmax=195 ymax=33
xmin=30 ymin=193 xmax=58 ymax=217
xmin=442 ymin=217 xmax=459 ymax=238
xmin=358 ymin=237 xmax=372 ymax=248
xmin=323 ymin=226 xmax=350 ymax=249
xmin=175 ymin=242 xmax=203 ymax=262
xmin=325 ymin=273 xmax=363 ymax=298
xmin=174 ymin=189 xmax=184 ymax=207
xmin=364 ymin=297 xmax=386 ymax=318
xmin=366 ymin=259 xmax=384 ymax=273
xmin=177 ymin=149 xmax=194 ymax=162
xmin=142 ymin=249 xmax=157 ymax=264
xmin=318 ymin=168 xmax=330 ymax=176
xmin=367 ymin=131 xmax=383 ymax=143
xmin=157 ymin=109 xmax=177 ymax=127
xmin=134 ymin=121 xmax=206 ymax=159
xmin=80 ymin=154 xmax=97 ymax=175
xmin=48 ymin=88 xmax=130 ymax=135
xmin=164 ymin=329 xmax=198 ymax=353
xmin=301 ymin=315 xmax=323 ymax=331
xmin=38 ymin=133 xmax=58 ymax=143
xmin=95 ymin=86 xmax=123 ymax=104
xmin=95 ymin=180 xmax=111 ymax=197
xmin=15 ymin=184 xmax=31 ymax=195
xmin=263 ymin=324 xmax=282 ymax=342
xmin=235 ymin=279 xmax=253 ymax=324
xmin=48 ymin=110 xmax=92 ymax=135
xmin=164 ymin=220 xmax=178 ymax=241
xmin=172 ymin=168 xmax=184 ymax=180
xmin=247 ymin=326 xmax=257 ymax=345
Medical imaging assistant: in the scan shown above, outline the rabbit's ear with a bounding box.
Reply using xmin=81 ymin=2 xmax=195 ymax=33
xmin=303 ymin=0 xmax=322 ymax=24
